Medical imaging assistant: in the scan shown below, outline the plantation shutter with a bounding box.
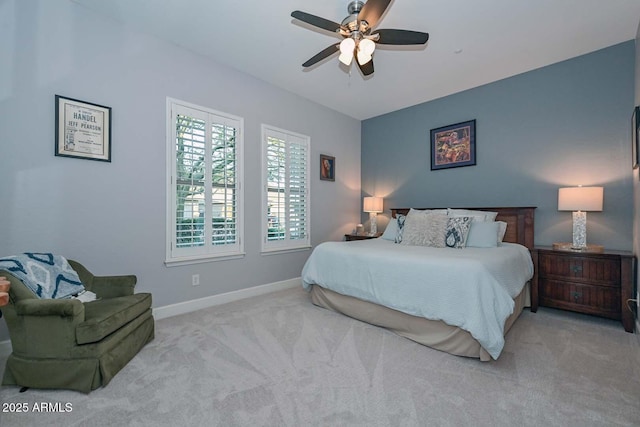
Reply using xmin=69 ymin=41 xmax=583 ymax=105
xmin=262 ymin=125 xmax=310 ymax=252
xmin=168 ymin=100 xmax=243 ymax=264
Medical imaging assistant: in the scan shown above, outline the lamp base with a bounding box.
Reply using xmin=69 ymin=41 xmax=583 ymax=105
xmin=369 ymin=212 xmax=378 ymax=235
xmin=552 ymin=242 xmax=604 ymax=253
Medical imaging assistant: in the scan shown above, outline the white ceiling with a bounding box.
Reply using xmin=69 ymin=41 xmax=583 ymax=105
xmin=72 ymin=0 xmax=640 ymax=120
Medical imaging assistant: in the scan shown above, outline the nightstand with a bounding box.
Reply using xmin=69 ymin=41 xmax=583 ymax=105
xmin=531 ymin=246 xmax=636 ymax=332
xmin=345 ymin=233 xmax=382 ymax=241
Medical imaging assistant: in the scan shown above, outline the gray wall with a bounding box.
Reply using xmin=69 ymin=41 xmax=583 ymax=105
xmin=362 ymin=42 xmax=635 ymax=251
xmin=0 ymin=0 xmax=361 ymax=341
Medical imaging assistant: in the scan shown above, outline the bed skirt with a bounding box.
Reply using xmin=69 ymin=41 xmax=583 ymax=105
xmin=309 ymin=282 xmax=530 ymax=362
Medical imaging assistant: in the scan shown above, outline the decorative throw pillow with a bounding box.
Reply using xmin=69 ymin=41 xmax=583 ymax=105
xmin=447 ymin=208 xmax=498 ymax=222
xmin=400 ymin=212 xmax=448 ymax=247
xmin=445 ymin=216 xmax=472 ymax=248
xmin=394 ymin=214 xmax=407 ymax=243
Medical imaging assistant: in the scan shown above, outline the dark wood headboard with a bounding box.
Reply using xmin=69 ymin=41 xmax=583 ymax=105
xmin=390 ymin=207 xmax=536 ymax=250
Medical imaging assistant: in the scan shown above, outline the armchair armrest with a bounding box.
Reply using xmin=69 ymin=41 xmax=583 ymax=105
xmin=10 ymin=299 xmax=86 ymax=358
xmin=15 ymin=298 xmax=84 ymax=317
xmin=68 ymin=260 xmax=137 ymax=298
xmin=90 ymin=274 xmax=137 ymax=298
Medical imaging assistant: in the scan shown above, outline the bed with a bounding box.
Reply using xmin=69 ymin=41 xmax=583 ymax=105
xmin=301 ymin=207 xmax=536 ymax=361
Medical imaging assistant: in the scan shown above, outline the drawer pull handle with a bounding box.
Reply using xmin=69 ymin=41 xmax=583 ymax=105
xmin=572 ymin=291 xmax=582 ymax=301
xmin=572 ymin=265 xmax=583 ymax=273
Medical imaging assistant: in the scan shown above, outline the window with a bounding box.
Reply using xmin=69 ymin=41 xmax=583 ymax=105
xmin=261 ymin=125 xmax=310 ymax=253
xmin=166 ymin=99 xmax=244 ymax=265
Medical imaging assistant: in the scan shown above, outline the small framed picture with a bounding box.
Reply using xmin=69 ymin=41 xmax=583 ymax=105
xmin=430 ymin=119 xmax=476 ymax=170
xmin=55 ymin=95 xmax=112 ymax=162
xmin=320 ymin=154 xmax=335 ymax=181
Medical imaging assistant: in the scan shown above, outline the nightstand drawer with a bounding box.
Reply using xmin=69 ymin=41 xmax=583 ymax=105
xmin=539 ymin=279 xmax=621 ymax=319
xmin=538 ymin=254 xmax=620 ymax=287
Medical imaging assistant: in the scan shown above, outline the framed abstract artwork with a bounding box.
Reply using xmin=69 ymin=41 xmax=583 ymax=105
xmin=430 ymin=120 xmax=476 ymax=170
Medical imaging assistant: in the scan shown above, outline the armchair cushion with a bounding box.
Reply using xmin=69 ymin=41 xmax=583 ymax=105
xmin=76 ymin=293 xmax=152 ymax=345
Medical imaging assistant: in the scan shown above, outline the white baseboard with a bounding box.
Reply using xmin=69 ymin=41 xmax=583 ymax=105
xmin=0 ymin=277 xmax=302 ymax=356
xmin=152 ymin=277 xmax=301 ymax=320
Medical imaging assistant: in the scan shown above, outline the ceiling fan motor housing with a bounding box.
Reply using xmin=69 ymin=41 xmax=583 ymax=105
xmin=342 ymin=1 xmax=370 ymax=35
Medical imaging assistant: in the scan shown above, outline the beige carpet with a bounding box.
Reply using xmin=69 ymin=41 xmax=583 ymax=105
xmin=0 ymin=286 xmax=639 ymax=426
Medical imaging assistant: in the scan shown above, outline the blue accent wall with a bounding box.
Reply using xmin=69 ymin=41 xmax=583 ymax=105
xmin=362 ymin=41 xmax=635 ymax=250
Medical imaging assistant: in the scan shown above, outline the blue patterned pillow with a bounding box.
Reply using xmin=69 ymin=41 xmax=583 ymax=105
xmin=445 ymin=217 xmax=472 ymax=248
xmin=394 ymin=214 xmax=407 ymax=243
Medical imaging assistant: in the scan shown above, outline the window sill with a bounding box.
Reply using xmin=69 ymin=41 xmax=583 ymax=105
xmin=261 ymin=246 xmax=311 ymax=256
xmin=165 ymin=252 xmax=245 ymax=267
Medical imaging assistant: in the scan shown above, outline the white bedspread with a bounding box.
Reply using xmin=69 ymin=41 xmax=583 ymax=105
xmin=301 ymin=239 xmax=534 ymax=359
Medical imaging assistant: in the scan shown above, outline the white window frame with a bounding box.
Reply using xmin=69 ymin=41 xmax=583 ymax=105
xmin=261 ymin=124 xmax=311 ymax=254
xmin=166 ymin=98 xmax=244 ymax=266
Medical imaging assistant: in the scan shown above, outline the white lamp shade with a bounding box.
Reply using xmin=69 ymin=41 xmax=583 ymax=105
xmin=558 ymin=186 xmax=603 ymax=211
xmin=363 ymin=196 xmax=383 ymax=213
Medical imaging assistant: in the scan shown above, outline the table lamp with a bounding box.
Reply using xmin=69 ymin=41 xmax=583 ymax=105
xmin=557 ymin=186 xmax=603 ymax=250
xmin=363 ymin=196 xmax=383 ymax=235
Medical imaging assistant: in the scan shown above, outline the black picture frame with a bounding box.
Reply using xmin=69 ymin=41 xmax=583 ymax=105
xmin=320 ymin=154 xmax=335 ymax=181
xmin=430 ymin=119 xmax=476 ymax=170
xmin=55 ymin=95 xmax=112 ymax=162
xmin=633 ymin=106 xmax=639 ymax=169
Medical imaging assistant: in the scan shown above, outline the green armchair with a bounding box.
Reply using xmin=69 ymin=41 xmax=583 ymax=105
xmin=0 ymin=260 xmax=154 ymax=393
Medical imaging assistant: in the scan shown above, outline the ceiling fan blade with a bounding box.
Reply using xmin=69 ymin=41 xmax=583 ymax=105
xmin=357 ymin=58 xmax=374 ymax=76
xmin=291 ymin=10 xmax=343 ymax=33
xmin=374 ymin=29 xmax=430 ymax=45
xmin=302 ymin=44 xmax=340 ymax=67
xmin=358 ymin=0 xmax=391 ymax=28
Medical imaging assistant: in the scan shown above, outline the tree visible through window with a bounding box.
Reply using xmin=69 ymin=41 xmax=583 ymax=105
xmin=167 ymin=99 xmax=244 ymax=264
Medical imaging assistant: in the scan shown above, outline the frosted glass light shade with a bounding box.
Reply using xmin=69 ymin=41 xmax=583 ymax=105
xmin=339 ymin=38 xmax=355 ymax=65
xmin=363 ymin=196 xmax=383 ymax=213
xmin=359 ymin=39 xmax=375 ymax=55
xmin=558 ymin=187 xmax=603 ymax=212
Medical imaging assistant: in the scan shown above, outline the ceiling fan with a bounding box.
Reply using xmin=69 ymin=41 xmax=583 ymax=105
xmin=291 ymin=0 xmax=429 ymax=76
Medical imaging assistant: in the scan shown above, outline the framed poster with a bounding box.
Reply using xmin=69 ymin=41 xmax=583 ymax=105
xmin=55 ymin=95 xmax=111 ymax=162
xmin=320 ymin=154 xmax=335 ymax=181
xmin=430 ymin=119 xmax=476 ymax=170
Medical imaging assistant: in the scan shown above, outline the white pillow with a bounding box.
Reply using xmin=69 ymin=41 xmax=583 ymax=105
xmin=465 ymin=221 xmax=500 ymax=247
xmin=381 ymin=218 xmax=397 ymax=241
xmin=447 ymin=208 xmax=498 ymax=222
xmin=465 ymin=221 xmax=509 ymax=247
xmin=497 ymin=221 xmax=508 ymax=242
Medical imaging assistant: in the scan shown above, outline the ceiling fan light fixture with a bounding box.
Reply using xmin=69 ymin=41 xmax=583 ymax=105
xmin=356 ymin=50 xmax=372 ymax=65
xmin=339 ymin=37 xmax=355 ymax=65
xmin=339 ymin=51 xmax=354 ymax=66
xmin=359 ymin=38 xmax=375 ymax=55
xmin=292 ymin=0 xmax=430 ymax=76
